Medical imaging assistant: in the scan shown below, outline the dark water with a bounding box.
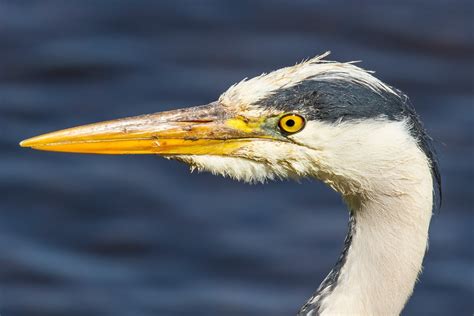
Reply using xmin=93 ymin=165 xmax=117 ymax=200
xmin=1 ymin=1 xmax=473 ymax=315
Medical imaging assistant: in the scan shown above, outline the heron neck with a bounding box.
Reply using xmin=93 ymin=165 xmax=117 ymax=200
xmin=300 ymin=180 xmax=433 ymax=315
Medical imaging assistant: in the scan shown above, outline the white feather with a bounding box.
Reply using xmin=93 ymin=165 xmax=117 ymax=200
xmin=293 ymin=120 xmax=433 ymax=315
xmin=173 ymin=119 xmax=433 ymax=316
xmin=219 ymin=52 xmax=397 ymax=111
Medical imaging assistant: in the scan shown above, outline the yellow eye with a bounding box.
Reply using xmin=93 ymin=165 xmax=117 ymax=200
xmin=278 ymin=113 xmax=305 ymax=134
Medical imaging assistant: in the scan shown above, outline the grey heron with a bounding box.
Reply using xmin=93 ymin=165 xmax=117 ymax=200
xmin=21 ymin=52 xmax=441 ymax=315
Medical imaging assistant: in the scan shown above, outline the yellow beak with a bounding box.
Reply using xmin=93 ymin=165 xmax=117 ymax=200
xmin=20 ymin=102 xmax=275 ymax=156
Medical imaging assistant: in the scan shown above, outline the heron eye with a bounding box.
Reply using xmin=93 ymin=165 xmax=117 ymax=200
xmin=278 ymin=114 xmax=305 ymax=134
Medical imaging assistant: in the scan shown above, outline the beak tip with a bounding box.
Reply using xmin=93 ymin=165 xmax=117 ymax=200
xmin=20 ymin=137 xmax=39 ymax=148
xmin=19 ymin=139 xmax=30 ymax=148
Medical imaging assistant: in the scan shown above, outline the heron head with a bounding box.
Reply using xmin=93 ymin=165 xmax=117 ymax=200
xmin=20 ymin=53 xmax=439 ymax=197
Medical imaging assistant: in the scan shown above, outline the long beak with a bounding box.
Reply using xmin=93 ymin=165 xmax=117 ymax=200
xmin=20 ymin=102 xmax=273 ymax=156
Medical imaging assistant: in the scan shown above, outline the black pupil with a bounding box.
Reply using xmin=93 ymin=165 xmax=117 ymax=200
xmin=285 ymin=119 xmax=295 ymax=127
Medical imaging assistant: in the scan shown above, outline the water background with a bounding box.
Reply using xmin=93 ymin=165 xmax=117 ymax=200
xmin=0 ymin=1 xmax=473 ymax=315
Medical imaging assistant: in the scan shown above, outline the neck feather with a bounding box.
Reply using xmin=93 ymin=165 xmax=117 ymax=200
xmin=299 ymin=151 xmax=433 ymax=316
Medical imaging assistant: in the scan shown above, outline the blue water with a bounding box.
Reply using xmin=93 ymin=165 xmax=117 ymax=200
xmin=0 ymin=1 xmax=473 ymax=315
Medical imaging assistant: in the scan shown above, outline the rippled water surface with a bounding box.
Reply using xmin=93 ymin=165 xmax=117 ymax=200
xmin=1 ymin=1 xmax=473 ymax=315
